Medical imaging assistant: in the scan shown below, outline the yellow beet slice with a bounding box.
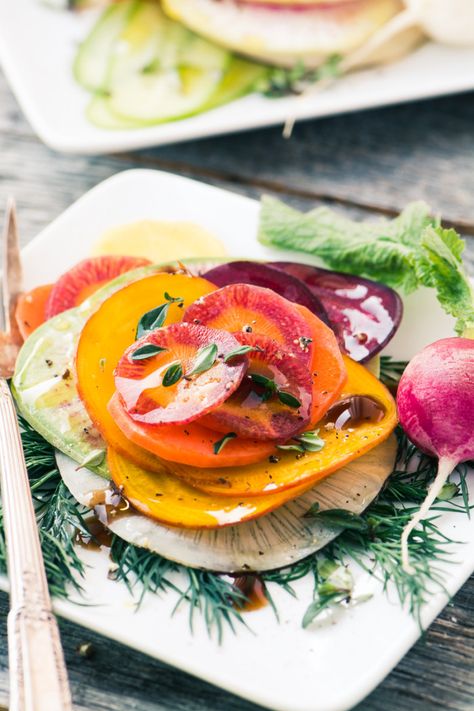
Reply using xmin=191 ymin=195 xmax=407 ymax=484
xmin=107 ymin=447 xmax=317 ymax=529
xmin=165 ymin=356 xmax=397 ymax=496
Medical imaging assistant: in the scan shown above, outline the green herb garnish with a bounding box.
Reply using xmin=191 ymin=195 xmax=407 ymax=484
xmin=257 ymin=55 xmax=341 ymax=98
xmin=187 ymin=343 xmax=218 ymax=377
xmin=277 ymin=428 xmax=325 ymax=454
xmin=304 ymin=503 xmax=369 ymax=532
xmin=131 ymin=344 xmax=167 ymax=362
xmin=3 ymin=418 xmax=471 ymax=638
xmin=277 ymin=390 xmax=302 ymax=409
xmin=224 ymin=345 xmax=262 ymax=363
xmin=164 ymin=292 xmax=184 ymax=307
xmin=162 ymin=362 xmax=183 ymax=387
xmin=213 ymin=432 xmax=237 ymax=455
xmin=250 ymin=373 xmax=301 ymax=408
xmin=379 ymin=356 xmax=408 ymax=387
xmin=258 ymin=198 xmax=474 ymax=335
xmin=136 ymin=303 xmax=170 ymax=338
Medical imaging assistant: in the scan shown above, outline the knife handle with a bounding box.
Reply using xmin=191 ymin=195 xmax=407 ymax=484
xmin=0 ymin=380 xmax=73 ymax=711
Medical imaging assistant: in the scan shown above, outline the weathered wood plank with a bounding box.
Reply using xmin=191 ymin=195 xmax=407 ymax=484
xmin=1 ymin=69 xmax=474 ymax=228
xmin=135 ymin=90 xmax=474 ymax=230
xmin=1 ymin=581 xmax=473 ymax=711
xmin=0 ymin=129 xmax=473 ymax=273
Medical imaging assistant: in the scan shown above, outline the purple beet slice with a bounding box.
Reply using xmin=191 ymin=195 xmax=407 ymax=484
xmin=203 ymin=261 xmax=329 ymax=325
xmin=202 ymin=333 xmax=312 ymax=441
xmin=271 ymin=262 xmax=403 ymax=363
xmin=114 ymin=323 xmax=247 ymax=426
xmin=182 ymin=283 xmax=314 ymax=365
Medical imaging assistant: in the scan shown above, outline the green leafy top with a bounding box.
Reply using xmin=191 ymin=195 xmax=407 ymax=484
xmin=258 ymin=197 xmax=474 ymax=335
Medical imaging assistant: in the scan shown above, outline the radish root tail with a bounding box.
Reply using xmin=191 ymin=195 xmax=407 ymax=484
xmin=401 ymin=457 xmax=456 ymax=574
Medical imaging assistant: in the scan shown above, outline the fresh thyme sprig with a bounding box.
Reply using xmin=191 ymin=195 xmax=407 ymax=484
xmin=257 ymin=55 xmax=341 ymax=98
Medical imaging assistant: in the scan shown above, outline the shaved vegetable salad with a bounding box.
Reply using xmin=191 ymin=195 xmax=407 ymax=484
xmin=5 ymin=196 xmax=473 ymax=635
xmin=49 ymin=0 xmax=474 ymax=130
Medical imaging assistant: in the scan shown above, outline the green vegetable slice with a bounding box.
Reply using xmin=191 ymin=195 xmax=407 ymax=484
xmin=74 ymin=0 xmax=138 ymax=92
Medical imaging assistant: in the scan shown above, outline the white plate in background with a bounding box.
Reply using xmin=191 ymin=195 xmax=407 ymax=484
xmin=0 ymin=0 xmax=473 ymax=153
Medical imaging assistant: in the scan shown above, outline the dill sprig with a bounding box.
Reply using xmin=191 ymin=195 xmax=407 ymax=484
xmin=379 ymin=355 xmax=408 ymax=388
xmin=0 ymin=417 xmax=87 ymax=598
xmin=1 ymin=416 xmax=471 ymax=636
xmin=0 ymin=417 xmax=246 ymax=638
xmin=109 ymin=536 xmax=247 ymax=642
xmin=269 ymin=426 xmax=471 ymax=626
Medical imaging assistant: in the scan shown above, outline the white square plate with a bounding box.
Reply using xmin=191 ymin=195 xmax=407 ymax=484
xmin=2 ymin=169 xmax=473 ymax=711
xmin=1 ymin=1 xmax=474 ymax=154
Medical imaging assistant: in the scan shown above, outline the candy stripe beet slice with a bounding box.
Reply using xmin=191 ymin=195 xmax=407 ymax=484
xmin=203 ymin=333 xmax=312 ymax=441
xmin=183 ymin=283 xmax=314 ymax=365
xmin=271 ymin=262 xmax=403 ymax=363
xmin=46 ymin=255 xmax=152 ymax=318
xmin=115 ymin=322 xmax=248 ymax=426
xmin=203 ymin=261 xmax=329 ymax=325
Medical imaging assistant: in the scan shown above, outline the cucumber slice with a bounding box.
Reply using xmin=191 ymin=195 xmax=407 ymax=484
xmin=107 ymin=1 xmax=170 ymax=87
xmin=74 ymin=0 xmax=138 ymax=92
xmin=204 ymin=57 xmax=268 ymax=110
xmin=178 ymin=32 xmax=229 ymax=70
xmin=87 ymin=58 xmax=265 ymax=130
xmin=86 ymin=95 xmax=144 ymax=130
xmin=109 ymin=66 xmax=224 ymax=122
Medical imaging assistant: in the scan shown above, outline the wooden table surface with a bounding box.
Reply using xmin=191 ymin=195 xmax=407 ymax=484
xmin=0 ymin=67 xmax=473 ymax=711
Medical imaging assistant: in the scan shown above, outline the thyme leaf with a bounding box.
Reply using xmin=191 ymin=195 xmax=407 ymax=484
xmin=187 ymin=343 xmax=218 ymax=377
xmin=277 ymin=390 xmax=302 ymax=409
xmin=213 ymin=432 xmax=237 ymax=455
xmin=162 ymin=362 xmax=183 ymax=387
xmin=131 ymin=344 xmax=167 ymax=361
xmin=224 ymin=345 xmax=262 ymax=363
xmin=136 ymin=303 xmax=169 ymax=338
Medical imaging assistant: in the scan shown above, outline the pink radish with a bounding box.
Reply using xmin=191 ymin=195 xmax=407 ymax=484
xmin=397 ymin=337 xmax=474 ymax=573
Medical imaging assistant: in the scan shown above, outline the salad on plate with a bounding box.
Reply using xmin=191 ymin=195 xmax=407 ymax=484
xmin=6 ymin=193 xmax=474 ymax=633
xmin=43 ymin=0 xmax=474 ymax=129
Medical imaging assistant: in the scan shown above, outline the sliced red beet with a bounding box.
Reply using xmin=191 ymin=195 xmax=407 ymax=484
xmin=182 ymin=283 xmax=314 ymax=365
xmin=203 ymin=333 xmax=312 ymax=441
xmin=271 ymin=262 xmax=403 ymax=363
xmin=114 ymin=322 xmax=247 ymax=426
xmin=46 ymin=255 xmax=151 ymax=318
xmin=203 ymin=261 xmax=329 ymax=325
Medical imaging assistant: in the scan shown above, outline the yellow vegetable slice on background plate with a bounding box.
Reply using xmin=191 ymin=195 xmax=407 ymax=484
xmin=162 ymin=0 xmax=404 ymax=67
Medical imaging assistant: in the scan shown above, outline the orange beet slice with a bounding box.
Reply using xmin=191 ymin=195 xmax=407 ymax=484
xmin=108 ymin=391 xmax=276 ymax=468
xmin=183 ymin=283 xmax=313 ymax=365
xmin=15 ymin=284 xmax=53 ymax=339
xmin=115 ymin=323 xmax=247 ymax=426
xmin=46 ymin=255 xmax=151 ymax=318
xmin=297 ymin=304 xmax=348 ymax=427
xmin=203 ymin=333 xmax=312 ymax=441
xmin=75 ymin=272 xmax=218 ymax=473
